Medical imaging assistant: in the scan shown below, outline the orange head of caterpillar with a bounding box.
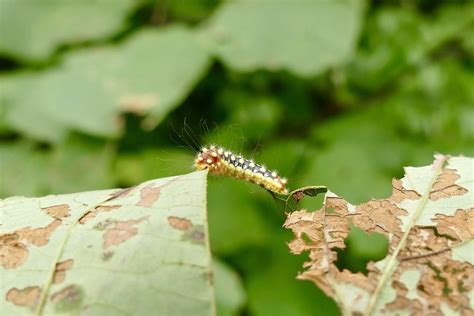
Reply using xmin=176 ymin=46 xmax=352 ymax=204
xmin=194 ymin=146 xmax=223 ymax=172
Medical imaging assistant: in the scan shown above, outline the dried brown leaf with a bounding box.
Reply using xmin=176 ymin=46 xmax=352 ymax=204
xmin=285 ymin=155 xmax=473 ymax=315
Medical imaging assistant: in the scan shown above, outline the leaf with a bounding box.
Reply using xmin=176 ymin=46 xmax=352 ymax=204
xmin=301 ymin=125 xmax=403 ymax=205
xmin=1 ymin=26 xmax=211 ymax=142
xmin=271 ymin=186 xmax=328 ymax=212
xmin=302 ymin=93 xmax=474 ymax=206
xmin=380 ymin=59 xmax=474 ymax=143
xmin=199 ymin=0 xmax=365 ymax=77
xmin=341 ymin=2 xmax=474 ymax=94
xmin=284 ymin=154 xmax=474 ymax=315
xmin=114 ymin=148 xmax=195 ymax=186
xmin=214 ymin=259 xmax=246 ymax=316
xmin=0 ymin=0 xmax=139 ymax=62
xmin=0 ymin=171 xmax=214 ymax=315
xmin=225 ymin=96 xmax=284 ymax=141
xmin=246 ymin=233 xmax=339 ymax=316
xmin=207 ymin=179 xmax=270 ymax=254
xmin=0 ymin=141 xmax=48 ymax=197
xmin=0 ymin=138 xmax=114 ymax=197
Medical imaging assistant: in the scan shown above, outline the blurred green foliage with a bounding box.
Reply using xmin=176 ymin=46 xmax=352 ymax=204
xmin=1 ymin=0 xmax=473 ymax=315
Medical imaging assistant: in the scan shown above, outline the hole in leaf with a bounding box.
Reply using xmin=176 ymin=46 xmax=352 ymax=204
xmin=335 ymin=226 xmax=388 ymax=274
xmin=427 ymin=262 xmax=451 ymax=295
xmin=300 ymin=233 xmax=313 ymax=244
xmin=296 ymin=194 xmax=325 ymax=213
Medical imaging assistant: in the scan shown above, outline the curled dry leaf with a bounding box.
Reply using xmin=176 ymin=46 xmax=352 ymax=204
xmin=284 ymin=155 xmax=473 ymax=315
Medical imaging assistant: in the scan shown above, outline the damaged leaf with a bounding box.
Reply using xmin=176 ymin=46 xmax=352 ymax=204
xmin=0 ymin=171 xmax=213 ymax=315
xmin=284 ymin=155 xmax=473 ymax=315
xmin=1 ymin=26 xmax=211 ymax=142
xmin=271 ymin=185 xmax=328 ymax=212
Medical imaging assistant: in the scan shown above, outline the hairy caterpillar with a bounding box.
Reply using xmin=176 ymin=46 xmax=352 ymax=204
xmin=194 ymin=145 xmax=288 ymax=194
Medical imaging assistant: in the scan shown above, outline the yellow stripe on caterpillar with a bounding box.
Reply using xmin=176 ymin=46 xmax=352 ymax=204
xmin=194 ymin=145 xmax=288 ymax=194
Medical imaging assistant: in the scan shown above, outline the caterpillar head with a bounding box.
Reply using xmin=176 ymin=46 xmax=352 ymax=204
xmin=194 ymin=146 xmax=221 ymax=171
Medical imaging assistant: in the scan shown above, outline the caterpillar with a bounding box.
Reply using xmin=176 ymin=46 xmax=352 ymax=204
xmin=194 ymin=145 xmax=288 ymax=194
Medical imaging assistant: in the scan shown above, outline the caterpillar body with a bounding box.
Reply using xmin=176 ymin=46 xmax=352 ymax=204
xmin=194 ymin=145 xmax=288 ymax=194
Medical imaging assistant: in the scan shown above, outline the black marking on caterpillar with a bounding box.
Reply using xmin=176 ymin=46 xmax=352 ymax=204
xmin=194 ymin=145 xmax=288 ymax=194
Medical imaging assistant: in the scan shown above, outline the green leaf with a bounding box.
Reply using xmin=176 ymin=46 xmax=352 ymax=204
xmin=380 ymin=59 xmax=474 ymax=143
xmin=164 ymin=0 xmax=220 ymax=23
xmin=1 ymin=26 xmax=211 ymax=142
xmin=0 ymin=141 xmax=48 ymax=197
xmin=302 ymin=110 xmax=409 ymax=204
xmin=246 ymin=234 xmax=339 ymax=316
xmin=302 ymin=95 xmax=474 ymax=205
xmin=199 ymin=0 xmax=365 ymax=76
xmin=114 ymin=148 xmax=195 ymax=186
xmin=339 ymin=2 xmax=474 ymax=96
xmin=0 ymin=0 xmax=139 ymax=62
xmin=207 ymin=179 xmax=270 ymax=254
xmin=271 ymin=186 xmax=328 ymax=212
xmin=214 ymin=259 xmax=246 ymax=316
xmin=226 ymin=97 xmax=284 ymax=141
xmin=253 ymin=140 xmax=309 ymax=179
xmin=1 ymin=171 xmax=213 ymax=315
xmin=0 ymin=138 xmax=114 ymax=198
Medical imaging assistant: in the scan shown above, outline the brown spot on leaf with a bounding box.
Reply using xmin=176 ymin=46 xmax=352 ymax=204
xmin=434 ymin=208 xmax=473 ymax=241
xmin=42 ymin=204 xmax=70 ymax=218
xmin=391 ymin=179 xmax=421 ymax=203
xmin=103 ymin=216 xmax=149 ymax=249
xmin=78 ymin=212 xmax=95 ymax=225
xmin=292 ymin=191 xmax=306 ymax=202
xmin=0 ymin=234 xmax=28 ymax=269
xmin=108 ymin=187 xmax=134 ymax=200
xmin=136 ymin=183 xmax=161 ymax=207
xmin=103 ymin=251 xmax=114 ymax=261
xmin=6 ymin=286 xmax=41 ymax=307
xmin=0 ymin=219 xmax=61 ymax=269
xmin=53 ymin=259 xmax=74 ymax=284
xmin=96 ymin=205 xmax=120 ymax=213
xmin=385 ymin=281 xmax=423 ymax=315
xmin=19 ymin=219 xmax=62 ymax=247
xmin=51 ymin=285 xmax=84 ymax=312
xmin=94 ymin=219 xmax=114 ymax=231
xmin=190 ymin=229 xmax=205 ymax=242
xmin=429 ymin=169 xmax=468 ymax=201
xmin=76 ymin=187 xmax=131 ymax=225
xmin=182 ymin=225 xmax=206 ymax=245
xmin=51 ymin=285 xmax=77 ymax=303
xmin=168 ymin=216 xmax=193 ymax=231
xmin=78 ymin=205 xmax=120 ymax=225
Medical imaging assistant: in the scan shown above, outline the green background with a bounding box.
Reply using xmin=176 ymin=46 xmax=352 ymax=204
xmin=1 ymin=0 xmax=473 ymax=315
